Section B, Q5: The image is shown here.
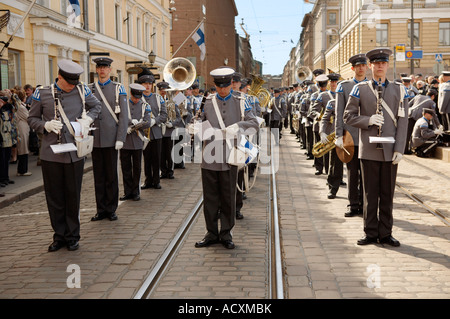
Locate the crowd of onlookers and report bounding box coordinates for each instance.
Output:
[0,84,40,197]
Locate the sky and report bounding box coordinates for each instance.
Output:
[234,0,314,76]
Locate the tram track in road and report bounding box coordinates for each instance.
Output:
[395,155,450,226]
[135,131,286,299]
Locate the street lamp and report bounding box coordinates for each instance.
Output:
[148,50,156,66]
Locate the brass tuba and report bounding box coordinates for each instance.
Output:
[295,66,313,84]
[163,57,197,118]
[312,131,336,158]
[248,74,271,108]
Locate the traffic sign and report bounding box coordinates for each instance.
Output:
[405,50,423,59]
[435,53,443,62]
[395,44,405,62]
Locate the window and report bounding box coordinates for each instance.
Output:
[95,0,101,33]
[8,50,21,88]
[407,22,420,47]
[439,22,450,46]
[376,23,388,47]
[136,17,142,49]
[115,5,121,40]
[328,12,337,25]
[126,12,132,45]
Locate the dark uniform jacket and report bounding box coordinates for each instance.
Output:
[124,99,151,150]
[320,99,335,136]
[28,82,101,163]
[143,93,167,140]
[310,90,336,132]
[411,116,437,148]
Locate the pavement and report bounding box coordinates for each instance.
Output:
[0,133,449,299]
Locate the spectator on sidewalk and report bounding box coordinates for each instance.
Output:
[11,90,32,176]
[0,90,18,187]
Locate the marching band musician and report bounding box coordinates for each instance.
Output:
[344,48,410,247]
[335,54,368,217]
[411,108,444,157]
[159,81,182,180]
[89,57,128,222]
[437,71,450,130]
[195,67,259,250]
[269,88,287,144]
[319,74,343,200]
[290,83,300,135]
[139,69,168,190]
[308,74,330,175]
[28,60,101,252]
[184,86,199,163]
[300,81,314,158]
[119,83,152,202]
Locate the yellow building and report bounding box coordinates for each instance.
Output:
[298,0,450,80]
[0,0,171,90]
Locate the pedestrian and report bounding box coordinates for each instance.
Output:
[28,59,101,252]
[0,90,17,187]
[194,67,259,250]
[89,57,129,222]
[344,48,410,247]
[11,90,32,176]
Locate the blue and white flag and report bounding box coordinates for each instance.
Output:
[191,22,206,61]
[68,0,81,17]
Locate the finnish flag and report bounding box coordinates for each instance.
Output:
[192,22,206,61]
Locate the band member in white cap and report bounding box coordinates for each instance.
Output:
[194,67,259,249]
[28,59,101,252]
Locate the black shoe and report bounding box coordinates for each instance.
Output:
[120,194,133,201]
[168,174,174,179]
[306,155,314,160]
[67,240,79,251]
[236,211,244,219]
[345,208,360,217]
[141,183,153,189]
[357,236,378,245]
[327,191,336,199]
[91,213,108,221]
[379,235,400,247]
[133,194,140,201]
[109,212,118,221]
[220,239,235,249]
[340,180,347,186]
[153,183,161,189]
[195,238,219,248]
[7,180,14,184]
[242,193,247,200]
[160,174,168,179]
[48,240,65,252]
[315,170,322,175]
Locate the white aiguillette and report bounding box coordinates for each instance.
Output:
[369,136,395,144]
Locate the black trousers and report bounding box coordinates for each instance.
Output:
[92,147,119,215]
[313,131,327,173]
[17,154,28,175]
[236,169,244,212]
[143,138,162,186]
[442,113,450,131]
[0,147,11,182]
[405,118,416,153]
[161,136,174,177]
[327,148,343,194]
[360,159,397,239]
[305,126,313,157]
[120,149,142,197]
[201,167,238,241]
[346,146,363,211]
[41,159,85,242]
[270,120,280,143]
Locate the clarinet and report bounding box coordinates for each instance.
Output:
[376,78,383,150]
[53,86,62,144]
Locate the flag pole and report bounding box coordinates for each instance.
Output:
[0,0,37,57]
[172,17,206,58]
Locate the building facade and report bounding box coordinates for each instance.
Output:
[170,0,238,89]
[297,0,450,81]
[1,0,171,90]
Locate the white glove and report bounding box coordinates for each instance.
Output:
[44,120,63,134]
[392,151,403,165]
[434,128,444,136]
[369,114,384,126]
[320,132,328,144]
[439,125,444,131]
[223,123,240,137]
[131,119,139,125]
[115,141,123,150]
[335,136,344,149]
[127,127,132,134]
[150,118,156,127]
[77,117,93,138]
[166,122,173,128]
